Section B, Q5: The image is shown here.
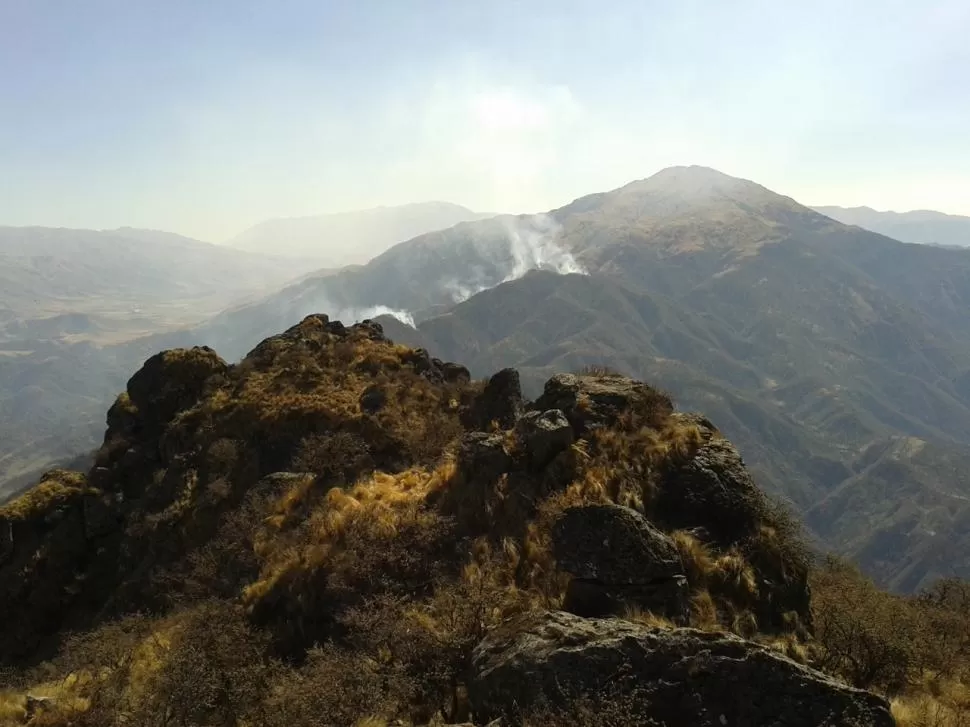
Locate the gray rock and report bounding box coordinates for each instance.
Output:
[535,373,673,435]
[441,361,471,384]
[657,437,763,546]
[562,575,690,624]
[553,504,688,622]
[462,369,523,431]
[125,346,228,432]
[656,433,813,633]
[514,409,574,469]
[554,504,683,584]
[359,384,388,414]
[82,492,116,540]
[469,611,894,727]
[459,432,512,484]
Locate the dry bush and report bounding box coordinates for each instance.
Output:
[13,601,277,727]
[892,687,970,727]
[577,364,628,378]
[290,430,374,484]
[10,613,159,726]
[334,542,538,723]
[203,437,240,478]
[178,488,274,600]
[812,556,927,694]
[743,497,812,582]
[129,600,274,727]
[261,644,408,727]
[244,465,463,654]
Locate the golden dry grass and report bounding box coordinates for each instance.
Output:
[892,686,970,727]
[621,606,678,630]
[0,471,89,522]
[244,461,457,609]
[0,323,850,725]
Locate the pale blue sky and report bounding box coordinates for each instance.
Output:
[2,0,968,240]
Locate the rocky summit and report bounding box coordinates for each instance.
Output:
[0,314,893,725]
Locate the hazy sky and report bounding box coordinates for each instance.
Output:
[2,0,968,241]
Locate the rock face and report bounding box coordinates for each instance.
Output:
[400,347,471,385]
[553,504,689,622]
[462,368,524,431]
[656,435,765,547]
[514,409,574,470]
[656,427,814,632]
[534,373,673,435]
[458,432,512,485]
[121,346,229,440]
[469,611,895,727]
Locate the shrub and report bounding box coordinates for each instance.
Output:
[812,556,925,694]
[290,430,374,484]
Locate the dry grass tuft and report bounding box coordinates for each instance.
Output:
[0,471,90,522]
[621,607,677,631]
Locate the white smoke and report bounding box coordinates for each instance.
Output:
[500,213,586,282]
[347,305,416,328]
[440,264,492,303]
[437,213,586,304]
[296,293,415,329]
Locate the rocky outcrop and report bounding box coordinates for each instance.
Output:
[513,409,573,470]
[120,346,229,440]
[469,611,894,727]
[0,471,93,662]
[462,368,523,431]
[553,504,689,622]
[458,432,512,485]
[656,432,765,547]
[656,425,813,632]
[400,347,471,385]
[534,373,673,435]
[359,384,388,414]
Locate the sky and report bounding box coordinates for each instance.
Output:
[1,0,969,242]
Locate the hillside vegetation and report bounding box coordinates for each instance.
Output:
[5,167,970,595]
[2,316,970,725]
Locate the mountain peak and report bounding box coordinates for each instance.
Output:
[634,165,769,198]
[648,164,740,181]
[552,165,824,254]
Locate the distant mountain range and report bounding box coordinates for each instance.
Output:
[225,201,492,266]
[0,225,316,327]
[814,205,970,248]
[0,211,486,488]
[4,168,970,594]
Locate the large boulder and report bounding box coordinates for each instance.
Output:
[121,346,229,440]
[462,369,524,431]
[458,432,512,485]
[399,348,470,385]
[534,373,673,435]
[553,504,688,622]
[514,409,574,470]
[469,611,894,727]
[656,435,765,546]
